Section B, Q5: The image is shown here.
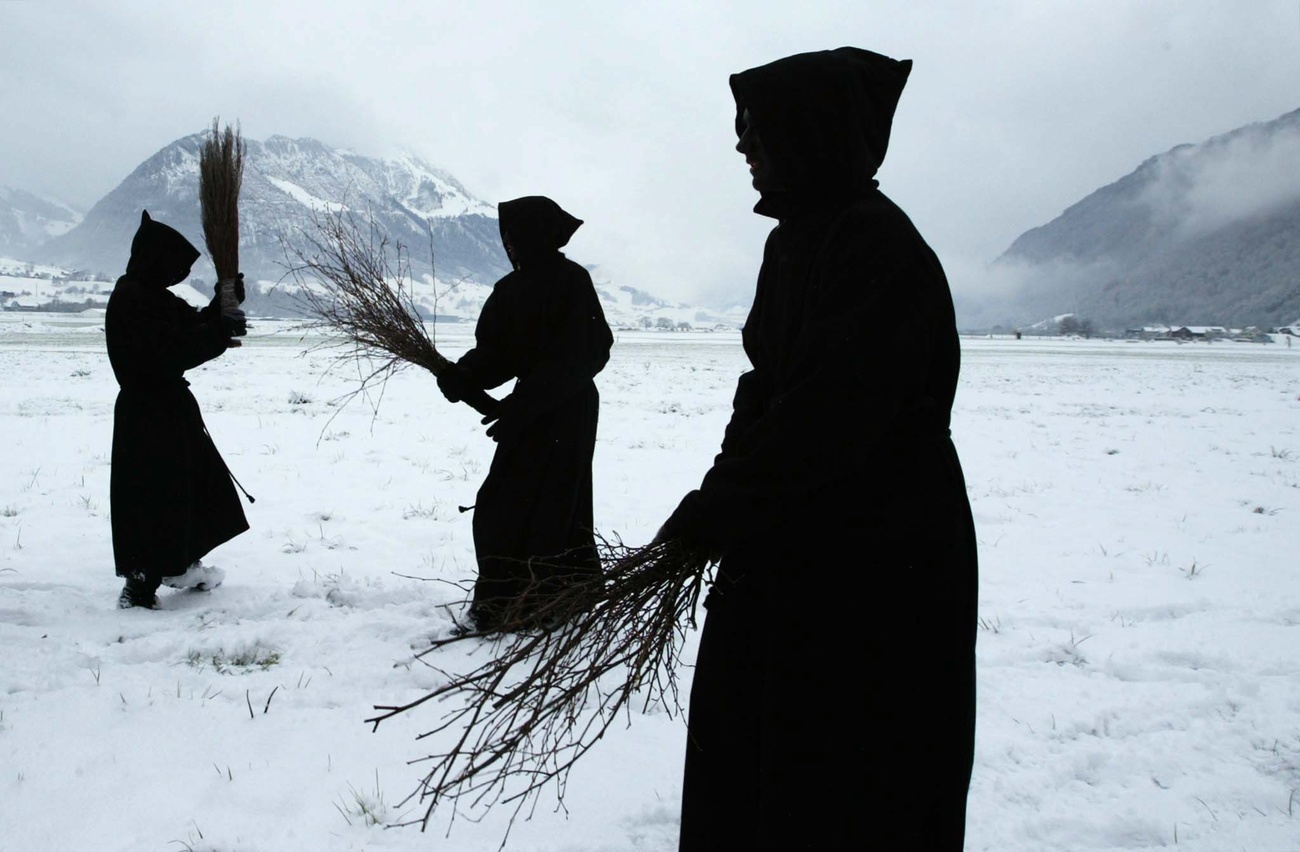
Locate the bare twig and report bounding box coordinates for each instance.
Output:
[283,206,499,426]
[367,537,711,840]
[264,685,280,714]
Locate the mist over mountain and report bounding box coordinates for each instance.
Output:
[961,107,1300,331]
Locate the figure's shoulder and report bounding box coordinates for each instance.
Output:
[107,275,151,307]
[833,191,932,255]
[841,190,914,232]
[558,255,594,283]
[488,270,520,295]
[110,275,143,294]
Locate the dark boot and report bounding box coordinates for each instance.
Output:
[117,576,160,610]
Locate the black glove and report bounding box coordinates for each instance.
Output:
[480,393,521,442]
[654,490,724,564]
[220,308,247,338]
[437,364,474,404]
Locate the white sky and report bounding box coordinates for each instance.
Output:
[3,0,1299,306]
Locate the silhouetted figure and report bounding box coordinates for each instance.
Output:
[106,211,249,609]
[656,48,979,850]
[438,196,613,632]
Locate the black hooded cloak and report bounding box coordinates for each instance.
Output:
[105,211,248,584]
[664,49,978,850]
[455,196,613,626]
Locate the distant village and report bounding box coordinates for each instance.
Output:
[3,267,1295,341]
[989,315,1298,343]
[1119,324,1294,343]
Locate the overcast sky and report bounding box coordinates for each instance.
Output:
[3,1,1299,306]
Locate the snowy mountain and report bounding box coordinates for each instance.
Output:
[0,186,82,259]
[13,132,740,329]
[32,133,509,318]
[965,107,1300,331]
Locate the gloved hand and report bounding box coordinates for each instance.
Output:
[437,364,474,404]
[480,393,522,442]
[220,308,247,339]
[653,490,725,564]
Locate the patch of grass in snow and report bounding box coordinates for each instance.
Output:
[1,505,17,517]
[334,771,389,827]
[433,462,479,481]
[280,525,344,554]
[402,500,443,520]
[1044,630,1092,667]
[185,644,282,674]
[1123,480,1166,493]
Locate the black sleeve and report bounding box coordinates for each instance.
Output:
[716,368,767,461]
[455,286,516,390]
[115,284,230,376]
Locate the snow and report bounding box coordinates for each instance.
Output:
[0,257,65,277]
[389,152,496,219]
[265,177,351,214]
[1,320,1298,851]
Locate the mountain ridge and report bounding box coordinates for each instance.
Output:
[967,107,1300,330]
[0,132,744,329]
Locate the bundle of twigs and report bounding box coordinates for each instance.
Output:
[199,118,246,344]
[289,206,499,416]
[367,537,712,838]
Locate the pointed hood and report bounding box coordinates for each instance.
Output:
[124,210,201,287]
[497,196,582,269]
[729,47,912,215]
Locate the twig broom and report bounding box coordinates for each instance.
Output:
[289,206,499,416]
[199,118,246,346]
[367,537,713,840]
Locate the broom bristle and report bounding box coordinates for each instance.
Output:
[199,118,244,281]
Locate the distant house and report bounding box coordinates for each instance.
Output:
[1170,326,1227,340]
[1124,325,1173,340]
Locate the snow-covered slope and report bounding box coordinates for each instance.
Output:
[0,185,82,258]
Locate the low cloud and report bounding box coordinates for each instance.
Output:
[1141,115,1300,238]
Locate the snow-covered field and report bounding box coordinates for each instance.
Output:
[1,314,1298,851]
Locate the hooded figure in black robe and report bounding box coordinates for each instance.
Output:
[657,48,978,850]
[106,211,249,608]
[438,196,614,631]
